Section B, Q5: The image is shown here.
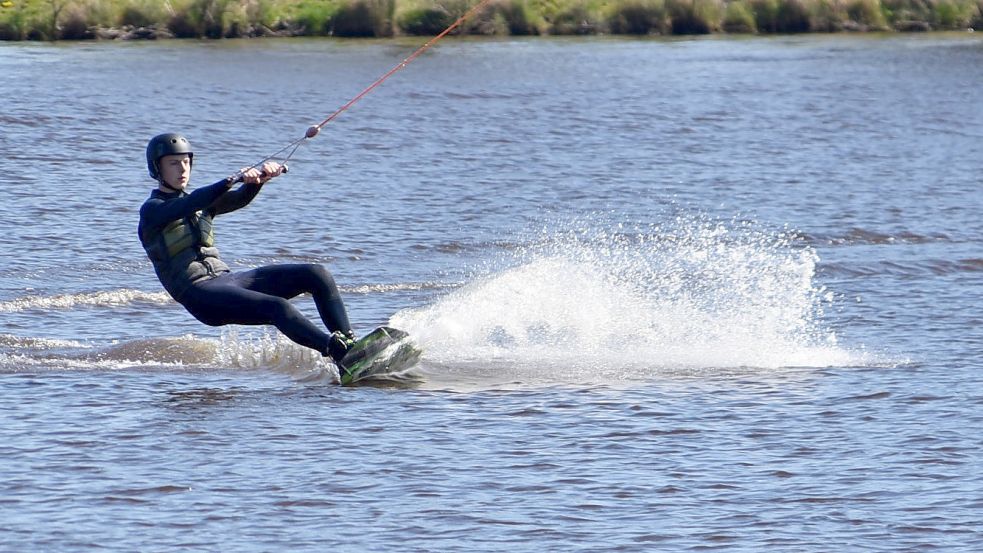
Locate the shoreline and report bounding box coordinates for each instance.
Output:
[2,23,979,42]
[5,25,977,43]
[1,0,980,42]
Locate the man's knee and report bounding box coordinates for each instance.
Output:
[306,263,336,288]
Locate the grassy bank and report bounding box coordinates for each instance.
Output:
[1,0,980,40]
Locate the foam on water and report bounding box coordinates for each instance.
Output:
[0,283,456,313]
[0,329,338,383]
[0,289,172,313]
[393,215,865,380]
[211,329,338,383]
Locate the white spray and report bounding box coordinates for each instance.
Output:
[392,214,858,381]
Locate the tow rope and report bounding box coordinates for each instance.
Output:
[238,0,496,180]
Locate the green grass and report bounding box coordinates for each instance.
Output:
[722,0,756,32]
[1,0,980,40]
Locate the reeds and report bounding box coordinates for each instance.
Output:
[1,0,980,40]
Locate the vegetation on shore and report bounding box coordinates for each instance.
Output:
[1,0,980,41]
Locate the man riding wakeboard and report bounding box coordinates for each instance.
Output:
[137,133,357,368]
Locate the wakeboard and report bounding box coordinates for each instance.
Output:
[337,326,422,385]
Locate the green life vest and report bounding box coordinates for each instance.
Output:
[141,208,229,300]
[157,211,214,259]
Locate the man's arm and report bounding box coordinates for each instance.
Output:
[209,161,286,216]
[210,182,263,215]
[139,179,232,230]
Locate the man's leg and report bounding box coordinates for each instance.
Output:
[234,264,353,335]
[183,274,333,356]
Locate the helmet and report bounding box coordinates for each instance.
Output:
[146,133,193,179]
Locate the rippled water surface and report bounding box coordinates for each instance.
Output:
[1,35,982,551]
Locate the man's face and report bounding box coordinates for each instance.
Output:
[158,154,191,191]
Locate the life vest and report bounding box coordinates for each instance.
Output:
[156,211,215,259]
[140,207,229,300]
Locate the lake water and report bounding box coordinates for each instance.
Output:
[1,34,981,551]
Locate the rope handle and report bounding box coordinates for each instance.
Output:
[225,164,289,186]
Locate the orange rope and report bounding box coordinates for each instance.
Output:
[310,0,496,134]
[252,0,496,172]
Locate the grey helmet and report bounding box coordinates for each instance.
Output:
[146,133,193,179]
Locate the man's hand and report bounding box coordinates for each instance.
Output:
[240,161,285,185]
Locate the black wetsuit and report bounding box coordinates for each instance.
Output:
[138,179,351,356]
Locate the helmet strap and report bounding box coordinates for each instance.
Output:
[157,174,182,193]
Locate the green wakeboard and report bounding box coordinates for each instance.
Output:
[338,326,422,385]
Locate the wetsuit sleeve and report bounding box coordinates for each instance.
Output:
[140,179,231,230]
[210,182,263,216]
